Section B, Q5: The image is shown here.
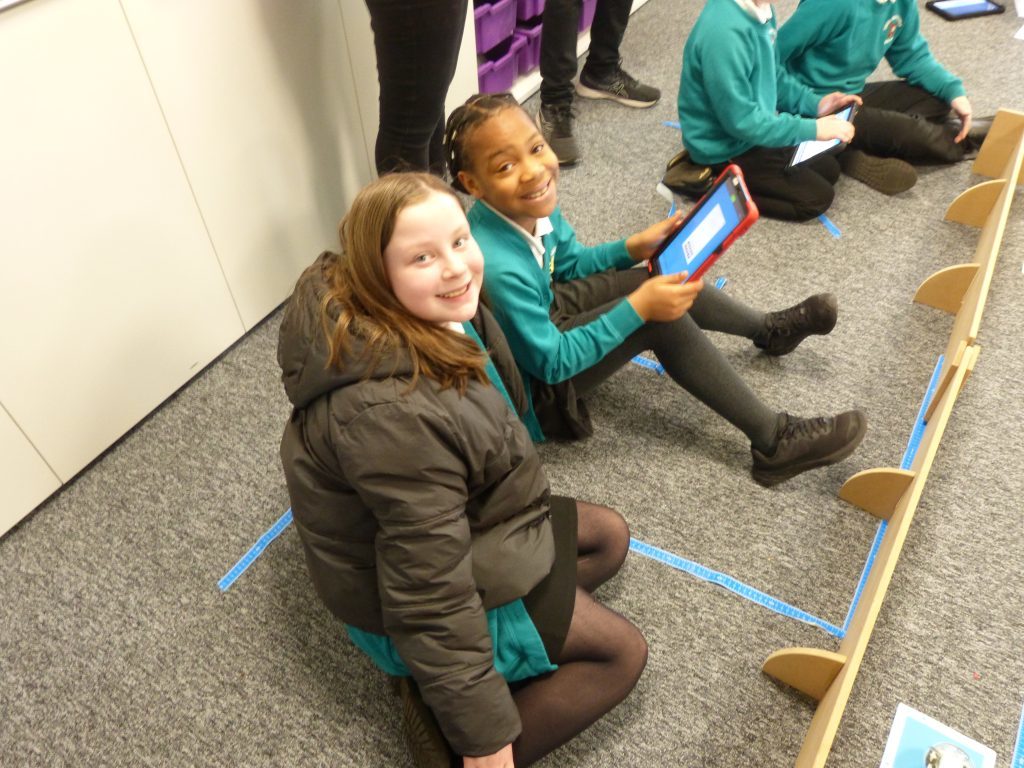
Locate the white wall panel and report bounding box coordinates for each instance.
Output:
[121,0,372,329]
[0,407,60,538]
[0,0,243,481]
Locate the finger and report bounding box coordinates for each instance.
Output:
[954,114,971,143]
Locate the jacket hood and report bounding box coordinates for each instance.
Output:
[277,252,413,409]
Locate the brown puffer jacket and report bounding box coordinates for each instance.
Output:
[277,253,555,757]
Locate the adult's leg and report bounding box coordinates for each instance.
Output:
[852,81,963,164]
[539,0,581,107]
[575,500,629,592]
[365,0,468,175]
[511,588,648,767]
[725,146,836,222]
[581,0,632,80]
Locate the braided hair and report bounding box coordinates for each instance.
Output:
[444,92,520,193]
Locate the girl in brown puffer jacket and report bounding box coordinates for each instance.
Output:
[277,172,647,768]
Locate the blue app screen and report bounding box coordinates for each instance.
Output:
[657,181,742,276]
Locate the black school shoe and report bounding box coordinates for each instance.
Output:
[751,410,867,487]
[839,149,917,195]
[398,677,459,768]
[575,66,660,108]
[754,293,838,356]
[537,103,581,166]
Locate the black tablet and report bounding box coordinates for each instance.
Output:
[925,0,1005,20]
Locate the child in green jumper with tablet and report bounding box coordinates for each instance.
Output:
[445,93,867,487]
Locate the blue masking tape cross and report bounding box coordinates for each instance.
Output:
[218,508,294,591]
[663,120,681,130]
[631,355,666,375]
[629,538,844,637]
[818,214,841,238]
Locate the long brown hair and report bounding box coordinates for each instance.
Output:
[320,173,488,394]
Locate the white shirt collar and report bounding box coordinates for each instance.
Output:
[733,0,773,23]
[481,200,553,269]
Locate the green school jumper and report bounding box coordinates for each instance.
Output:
[677,0,819,165]
[777,0,964,103]
[467,201,642,441]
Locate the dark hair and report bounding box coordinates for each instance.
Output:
[444,92,520,192]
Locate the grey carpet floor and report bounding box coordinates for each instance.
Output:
[3,1,1023,766]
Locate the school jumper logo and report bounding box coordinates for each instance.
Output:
[883,15,903,45]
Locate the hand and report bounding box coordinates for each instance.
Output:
[950,95,972,143]
[628,274,704,322]
[463,744,514,767]
[817,91,862,117]
[815,115,855,143]
[625,211,684,262]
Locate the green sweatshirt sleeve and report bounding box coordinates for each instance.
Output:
[487,266,643,385]
[702,33,817,149]
[549,212,633,281]
[885,4,964,103]
[776,64,820,117]
[777,0,843,73]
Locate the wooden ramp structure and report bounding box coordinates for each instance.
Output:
[762,109,1024,768]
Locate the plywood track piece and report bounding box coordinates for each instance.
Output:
[763,649,847,702]
[838,468,916,520]
[914,263,979,314]
[971,108,1024,179]
[944,179,1007,228]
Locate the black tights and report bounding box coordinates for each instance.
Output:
[510,502,647,767]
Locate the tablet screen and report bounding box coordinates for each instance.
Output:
[656,179,744,276]
[790,105,855,166]
[931,0,1000,15]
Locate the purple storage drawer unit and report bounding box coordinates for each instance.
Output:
[478,34,526,93]
[513,21,543,76]
[474,0,517,54]
[515,0,544,22]
[579,0,596,31]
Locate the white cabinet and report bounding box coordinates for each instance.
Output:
[0,0,245,483]
[120,0,373,329]
[0,407,59,538]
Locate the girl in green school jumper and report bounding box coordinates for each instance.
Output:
[445,93,867,487]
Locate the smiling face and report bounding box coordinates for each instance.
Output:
[383,190,483,325]
[457,106,560,234]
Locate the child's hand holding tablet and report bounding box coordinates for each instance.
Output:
[648,164,759,281]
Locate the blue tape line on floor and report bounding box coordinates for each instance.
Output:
[818,214,841,238]
[629,538,844,638]
[219,508,294,591]
[840,354,944,634]
[631,355,665,375]
[663,120,681,129]
[1013,700,1024,768]
[714,276,728,290]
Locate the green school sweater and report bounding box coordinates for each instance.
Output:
[467,202,642,438]
[677,0,819,165]
[777,0,964,104]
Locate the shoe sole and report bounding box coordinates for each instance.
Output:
[574,81,658,108]
[841,151,917,195]
[752,416,868,487]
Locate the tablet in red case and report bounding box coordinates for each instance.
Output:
[649,164,758,282]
